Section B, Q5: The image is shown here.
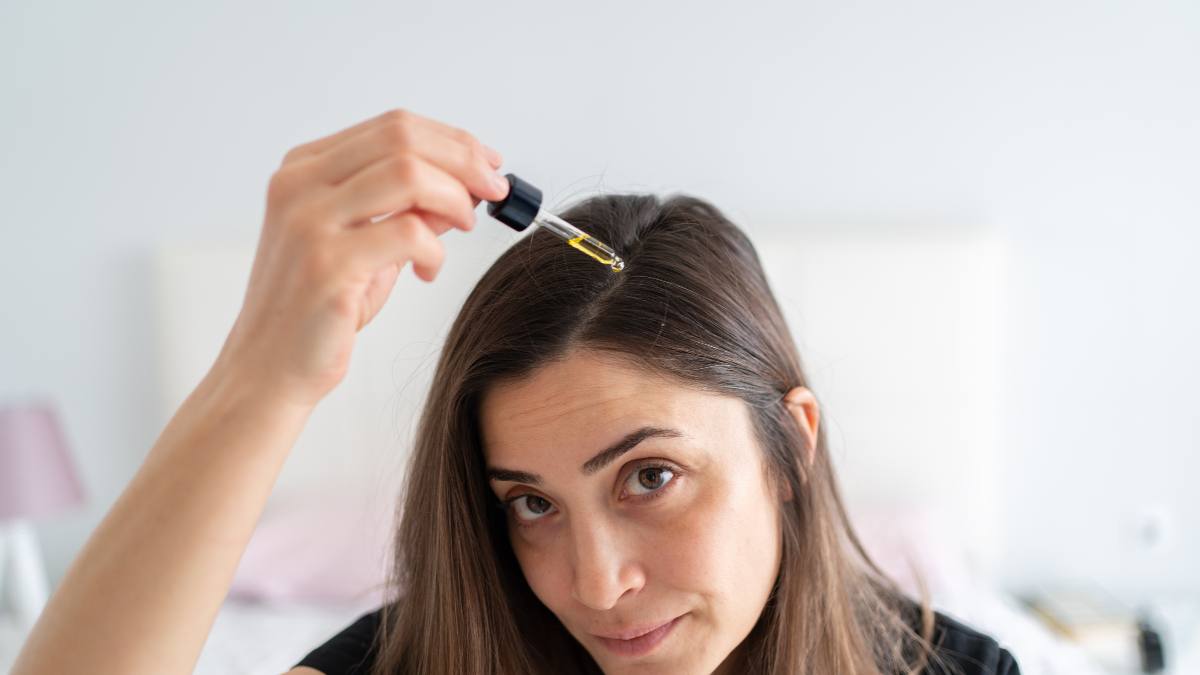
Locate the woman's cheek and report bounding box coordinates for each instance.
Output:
[512,532,571,609]
[510,506,568,552]
[644,475,705,525]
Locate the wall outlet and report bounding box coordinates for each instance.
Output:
[1133,505,1175,555]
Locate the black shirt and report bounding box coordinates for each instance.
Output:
[294,606,1020,674]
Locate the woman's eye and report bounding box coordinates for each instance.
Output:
[507,465,677,525]
[625,465,675,497]
[510,494,555,522]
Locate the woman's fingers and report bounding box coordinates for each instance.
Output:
[338,212,447,283]
[279,109,396,164]
[401,110,505,168]
[312,114,509,203]
[481,144,503,168]
[415,209,464,234]
[285,109,507,202]
[334,155,478,232]
[357,261,402,331]
[359,208,463,233]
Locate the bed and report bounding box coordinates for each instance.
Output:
[152,223,1109,675]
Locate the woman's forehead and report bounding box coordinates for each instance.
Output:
[482,353,687,434]
[479,350,749,465]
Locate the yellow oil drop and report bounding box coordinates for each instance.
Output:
[568,235,625,273]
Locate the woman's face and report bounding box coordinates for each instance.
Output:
[480,348,787,675]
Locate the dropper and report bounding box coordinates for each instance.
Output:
[486,173,626,272]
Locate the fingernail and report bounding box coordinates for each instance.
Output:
[491,172,509,196]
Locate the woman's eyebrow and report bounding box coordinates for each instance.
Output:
[486,426,684,486]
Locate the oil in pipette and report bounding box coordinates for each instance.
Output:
[486,173,626,273]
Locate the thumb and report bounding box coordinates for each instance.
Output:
[357,262,401,331]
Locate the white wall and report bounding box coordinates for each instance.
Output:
[1,0,1196,599]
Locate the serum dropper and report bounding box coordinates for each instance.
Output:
[486,173,626,272]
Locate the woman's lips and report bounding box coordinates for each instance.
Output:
[593,614,685,657]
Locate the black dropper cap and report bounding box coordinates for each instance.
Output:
[487,173,542,232]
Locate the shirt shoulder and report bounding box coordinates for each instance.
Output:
[923,609,1021,675]
[293,606,385,675]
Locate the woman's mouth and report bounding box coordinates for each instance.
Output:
[592,614,685,657]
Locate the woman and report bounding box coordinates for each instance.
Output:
[13,109,1018,674]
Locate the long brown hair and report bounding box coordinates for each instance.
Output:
[370,193,940,674]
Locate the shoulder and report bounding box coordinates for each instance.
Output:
[292,607,387,675]
[923,609,1021,675]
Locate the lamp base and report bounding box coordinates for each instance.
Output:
[0,519,49,631]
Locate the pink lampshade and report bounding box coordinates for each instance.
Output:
[0,399,86,520]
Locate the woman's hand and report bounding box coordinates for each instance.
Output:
[11,109,510,675]
[215,109,510,409]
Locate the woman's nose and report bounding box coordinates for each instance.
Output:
[569,518,645,611]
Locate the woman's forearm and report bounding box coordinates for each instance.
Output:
[11,363,316,675]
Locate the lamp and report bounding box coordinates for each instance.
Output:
[0,399,86,630]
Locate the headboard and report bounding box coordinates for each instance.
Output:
[152,222,1003,571]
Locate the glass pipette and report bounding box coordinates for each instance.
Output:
[486,173,625,272]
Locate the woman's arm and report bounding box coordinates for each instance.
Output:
[11,108,506,675]
[11,362,315,675]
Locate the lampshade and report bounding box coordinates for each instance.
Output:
[0,399,86,520]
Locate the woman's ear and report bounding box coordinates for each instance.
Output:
[783,386,820,473]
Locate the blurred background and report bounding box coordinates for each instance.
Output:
[1,1,1196,673]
